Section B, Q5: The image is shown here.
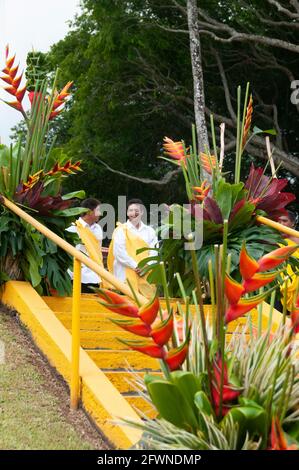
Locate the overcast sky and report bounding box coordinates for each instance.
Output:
[0,0,81,144]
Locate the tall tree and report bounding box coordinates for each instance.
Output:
[38,0,298,208]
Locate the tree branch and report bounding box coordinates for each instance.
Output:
[211,48,237,121]
[266,0,299,18]
[93,156,182,188]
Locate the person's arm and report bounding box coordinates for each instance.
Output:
[113,227,138,269]
[148,228,158,249]
[148,227,159,260]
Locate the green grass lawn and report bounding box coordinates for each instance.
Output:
[0,309,109,450]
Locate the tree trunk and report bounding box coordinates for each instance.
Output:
[2,252,23,280]
[187,0,209,154]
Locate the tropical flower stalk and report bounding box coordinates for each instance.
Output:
[118,238,299,450]
[96,289,189,371]
[0,46,86,294]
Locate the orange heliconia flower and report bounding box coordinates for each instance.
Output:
[193,180,211,202]
[200,152,216,174]
[1,45,26,114]
[242,94,253,149]
[49,81,73,120]
[163,137,187,162]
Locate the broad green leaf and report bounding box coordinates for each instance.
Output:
[146,379,198,431]
[170,371,202,414]
[215,179,233,220]
[52,207,88,217]
[62,190,86,200]
[194,391,214,417]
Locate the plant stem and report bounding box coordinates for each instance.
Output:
[188,233,212,397]
[218,221,228,419]
[257,287,264,338]
[208,259,216,337]
[159,262,171,313]
[234,86,241,184]
[126,278,141,308]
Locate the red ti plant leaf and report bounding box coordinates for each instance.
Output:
[243,271,279,293]
[203,197,223,224]
[95,289,139,317]
[257,245,299,272]
[14,181,72,216]
[109,318,151,337]
[225,273,245,304]
[138,296,160,325]
[118,338,166,359]
[165,335,189,371]
[151,311,174,346]
[269,417,298,450]
[225,290,269,323]
[240,242,259,280]
[244,164,295,220]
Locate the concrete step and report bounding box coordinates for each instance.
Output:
[85,349,160,371]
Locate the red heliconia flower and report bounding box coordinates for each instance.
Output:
[163,137,186,162]
[1,45,26,115]
[151,311,173,346]
[225,274,245,305]
[269,417,298,450]
[240,242,258,280]
[243,271,279,293]
[138,296,160,325]
[291,294,299,334]
[225,291,268,323]
[242,94,253,149]
[17,170,44,193]
[118,338,166,359]
[211,354,242,416]
[45,160,82,176]
[96,289,139,317]
[192,180,211,202]
[257,245,299,272]
[200,152,216,175]
[28,90,44,107]
[49,81,73,120]
[110,318,151,337]
[164,335,189,371]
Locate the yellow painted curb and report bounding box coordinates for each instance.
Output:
[1,281,142,449]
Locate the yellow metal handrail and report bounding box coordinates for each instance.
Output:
[0,195,146,409]
[1,195,299,409]
[256,215,299,239]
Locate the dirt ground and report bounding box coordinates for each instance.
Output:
[0,304,111,450]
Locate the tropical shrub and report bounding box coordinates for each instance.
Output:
[0,46,86,294]
[97,241,299,450]
[139,87,297,296]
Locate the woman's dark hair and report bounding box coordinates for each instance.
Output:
[81,198,101,211]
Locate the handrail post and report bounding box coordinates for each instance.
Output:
[71,258,81,409]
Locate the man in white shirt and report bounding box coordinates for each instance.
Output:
[67,198,103,292]
[108,199,158,290]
